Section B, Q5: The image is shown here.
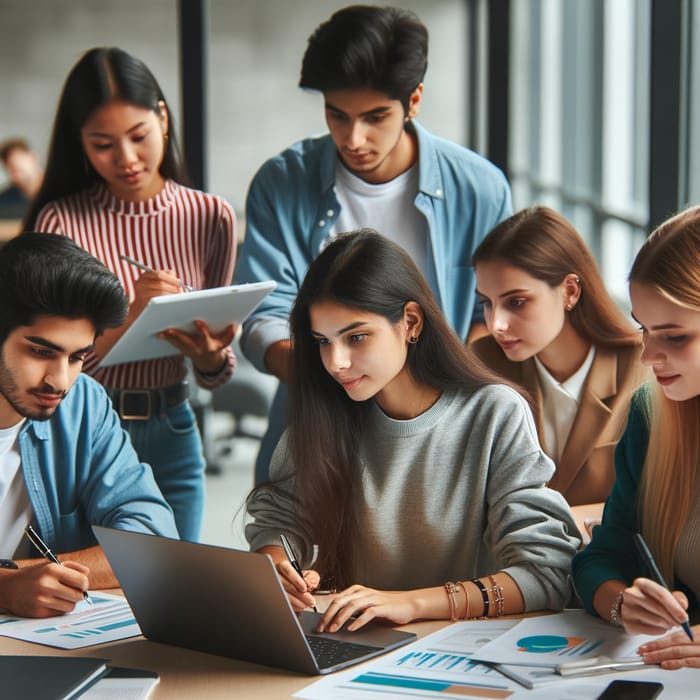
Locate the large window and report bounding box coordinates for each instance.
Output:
[507,0,650,304]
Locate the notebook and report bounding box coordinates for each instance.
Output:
[93,526,416,675]
[98,281,276,367]
[3,656,109,700]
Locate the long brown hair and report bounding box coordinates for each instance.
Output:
[630,205,700,580]
[473,206,639,348]
[279,229,512,586]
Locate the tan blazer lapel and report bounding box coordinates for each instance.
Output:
[519,359,547,446]
[548,349,617,495]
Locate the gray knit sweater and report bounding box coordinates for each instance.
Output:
[246,384,580,612]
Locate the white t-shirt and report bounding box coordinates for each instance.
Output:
[534,346,596,462]
[0,419,34,559]
[331,161,428,272]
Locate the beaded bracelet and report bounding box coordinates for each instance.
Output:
[457,581,471,619]
[445,581,460,621]
[487,575,505,617]
[610,590,624,627]
[471,577,490,617]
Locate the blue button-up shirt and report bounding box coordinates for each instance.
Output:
[235,120,512,481]
[19,374,178,554]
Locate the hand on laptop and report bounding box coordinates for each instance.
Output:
[316,585,417,633]
[276,560,320,612]
[0,560,90,617]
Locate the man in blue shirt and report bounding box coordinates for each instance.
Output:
[0,233,177,618]
[235,5,512,482]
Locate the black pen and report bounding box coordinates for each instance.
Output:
[24,524,92,605]
[634,532,693,641]
[119,254,194,292]
[279,533,317,613]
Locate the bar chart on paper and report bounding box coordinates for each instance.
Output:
[0,593,140,649]
[295,620,523,700]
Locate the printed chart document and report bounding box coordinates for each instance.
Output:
[99,280,276,367]
[294,613,700,700]
[471,610,658,667]
[0,591,139,649]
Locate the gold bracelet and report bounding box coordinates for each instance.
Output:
[457,581,471,619]
[487,575,505,617]
[444,581,459,621]
[610,590,624,627]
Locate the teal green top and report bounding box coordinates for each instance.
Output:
[572,385,700,615]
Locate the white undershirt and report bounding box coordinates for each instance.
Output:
[533,346,596,462]
[0,419,34,559]
[331,161,428,272]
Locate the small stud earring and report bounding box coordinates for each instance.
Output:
[566,304,573,311]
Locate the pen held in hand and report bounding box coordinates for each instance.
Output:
[24,524,92,605]
[279,533,318,613]
[634,532,693,641]
[119,254,194,293]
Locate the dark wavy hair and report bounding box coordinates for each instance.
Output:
[473,206,639,348]
[0,232,127,346]
[274,229,510,586]
[24,46,188,229]
[299,5,428,112]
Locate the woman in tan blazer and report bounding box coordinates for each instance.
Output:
[472,206,644,508]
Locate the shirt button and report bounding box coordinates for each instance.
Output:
[436,189,443,196]
[326,209,334,217]
[318,220,326,227]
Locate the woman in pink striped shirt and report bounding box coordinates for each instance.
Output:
[24,47,238,541]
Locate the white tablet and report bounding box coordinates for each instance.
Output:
[98,281,276,367]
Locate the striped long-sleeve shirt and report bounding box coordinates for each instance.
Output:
[36,180,237,390]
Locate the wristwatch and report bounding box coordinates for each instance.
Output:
[0,559,18,569]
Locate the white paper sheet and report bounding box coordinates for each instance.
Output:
[0,592,140,649]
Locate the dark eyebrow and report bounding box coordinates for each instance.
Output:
[629,313,683,331]
[311,321,371,337]
[324,101,393,118]
[86,121,149,138]
[24,335,94,355]
[475,288,529,299]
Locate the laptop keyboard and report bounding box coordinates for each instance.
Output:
[306,634,381,669]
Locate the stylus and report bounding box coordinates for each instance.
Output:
[280,533,318,612]
[634,533,694,641]
[120,254,194,292]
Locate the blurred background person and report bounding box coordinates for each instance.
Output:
[0,138,43,219]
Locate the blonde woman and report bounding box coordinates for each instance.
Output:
[573,205,700,669]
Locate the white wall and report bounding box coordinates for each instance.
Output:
[0,0,467,215]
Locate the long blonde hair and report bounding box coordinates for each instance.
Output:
[630,205,700,579]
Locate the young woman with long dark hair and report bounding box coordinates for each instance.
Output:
[24,47,237,540]
[246,229,579,632]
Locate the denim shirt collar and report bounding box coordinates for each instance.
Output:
[319,120,445,200]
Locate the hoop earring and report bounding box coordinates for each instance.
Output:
[408,336,419,344]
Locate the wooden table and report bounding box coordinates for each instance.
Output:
[0,596,445,699]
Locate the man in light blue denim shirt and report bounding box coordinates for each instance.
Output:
[235,5,512,483]
[0,233,177,618]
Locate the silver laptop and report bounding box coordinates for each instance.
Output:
[93,526,416,674]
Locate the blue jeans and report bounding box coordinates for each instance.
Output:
[121,400,205,541]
